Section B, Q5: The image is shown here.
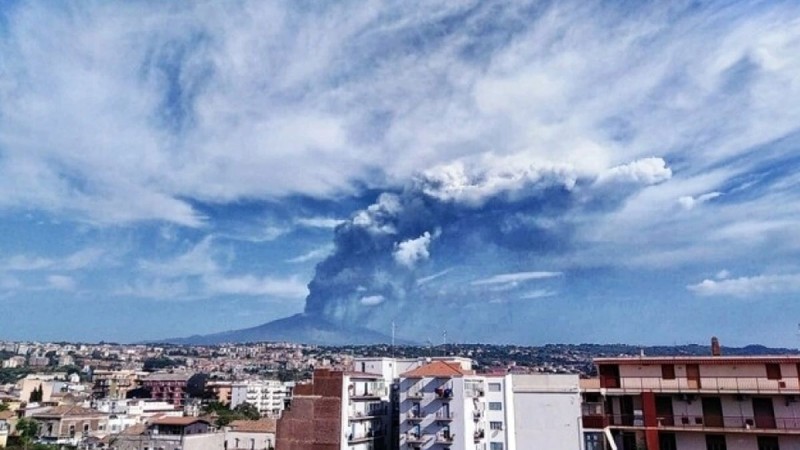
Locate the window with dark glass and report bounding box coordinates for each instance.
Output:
[766,364,782,380]
[659,433,677,450]
[706,434,727,450]
[758,436,780,450]
[661,364,676,380]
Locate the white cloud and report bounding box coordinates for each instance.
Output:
[360,295,385,306]
[286,244,335,264]
[47,275,76,291]
[138,236,220,277]
[595,158,672,186]
[207,274,309,299]
[0,248,105,272]
[519,289,557,300]
[687,273,800,297]
[134,235,309,300]
[295,217,345,229]
[471,271,563,286]
[678,191,722,210]
[393,231,435,268]
[1,1,797,230]
[417,268,455,285]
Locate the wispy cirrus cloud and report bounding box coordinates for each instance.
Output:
[471,271,563,286]
[688,273,800,298]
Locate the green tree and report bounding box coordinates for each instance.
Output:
[16,417,40,450]
[232,402,260,420]
[29,385,43,402]
[0,401,8,412]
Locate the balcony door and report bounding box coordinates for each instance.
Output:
[702,397,724,428]
[655,395,674,426]
[753,398,777,429]
[687,364,701,389]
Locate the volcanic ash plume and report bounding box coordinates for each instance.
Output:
[303,156,671,341]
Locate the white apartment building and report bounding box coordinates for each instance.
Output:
[352,357,583,450]
[231,380,288,418]
[398,360,514,450]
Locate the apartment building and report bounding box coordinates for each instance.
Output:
[581,352,800,450]
[354,356,582,450]
[398,360,514,450]
[113,417,224,450]
[511,374,582,449]
[142,372,193,406]
[275,368,390,450]
[32,405,109,446]
[92,370,144,400]
[231,380,288,418]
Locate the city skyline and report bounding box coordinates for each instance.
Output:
[2,1,800,345]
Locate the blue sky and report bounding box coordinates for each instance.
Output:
[2,0,800,346]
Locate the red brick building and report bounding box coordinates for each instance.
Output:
[276,369,389,450]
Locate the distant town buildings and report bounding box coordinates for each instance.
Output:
[3,338,800,449]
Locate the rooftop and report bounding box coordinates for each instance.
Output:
[32,405,106,418]
[401,361,473,378]
[594,355,800,366]
[149,417,212,427]
[228,419,276,433]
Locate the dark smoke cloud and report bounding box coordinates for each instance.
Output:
[303,157,671,342]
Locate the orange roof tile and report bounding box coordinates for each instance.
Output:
[400,361,471,378]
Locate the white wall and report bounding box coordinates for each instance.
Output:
[512,375,582,450]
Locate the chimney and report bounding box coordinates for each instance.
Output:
[711,336,721,356]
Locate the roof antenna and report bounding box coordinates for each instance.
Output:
[391,321,396,357]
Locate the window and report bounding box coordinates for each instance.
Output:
[488,402,502,411]
[490,443,504,450]
[766,364,782,380]
[84,423,90,432]
[661,364,676,380]
[250,439,255,450]
[584,433,603,450]
[659,433,677,450]
[758,436,780,450]
[488,383,501,392]
[490,421,503,430]
[706,435,727,450]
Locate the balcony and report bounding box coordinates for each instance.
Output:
[586,414,800,434]
[435,432,454,444]
[406,433,431,444]
[593,376,800,395]
[435,387,453,400]
[473,429,485,442]
[473,410,483,421]
[407,390,424,399]
[407,411,424,421]
[350,410,383,421]
[435,411,455,421]
[348,430,381,444]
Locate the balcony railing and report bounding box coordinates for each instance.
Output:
[435,411,455,421]
[594,376,800,394]
[407,390,424,399]
[348,430,381,443]
[406,433,431,444]
[436,432,454,443]
[407,411,424,421]
[582,414,800,433]
[435,387,453,400]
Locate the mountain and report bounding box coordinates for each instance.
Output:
[161,313,406,345]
